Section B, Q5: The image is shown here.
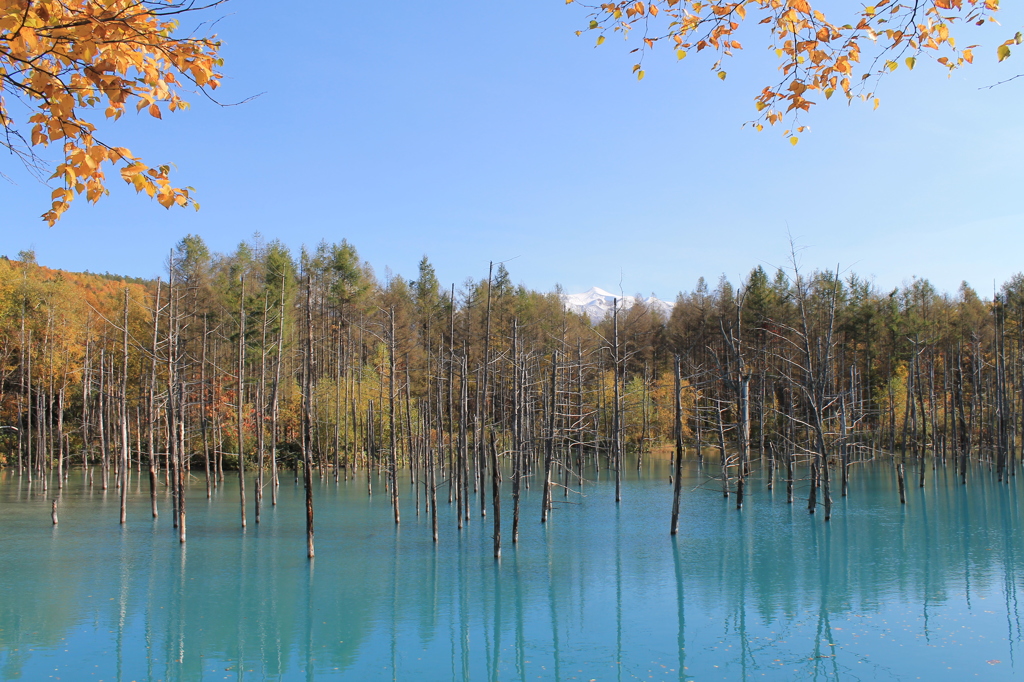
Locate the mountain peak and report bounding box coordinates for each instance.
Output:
[559,287,674,323]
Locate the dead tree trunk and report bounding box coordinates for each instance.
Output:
[302,277,316,559]
[119,288,129,525]
[612,302,622,503]
[490,430,501,559]
[541,351,557,523]
[511,320,522,543]
[670,355,684,535]
[237,275,247,529]
[388,307,400,525]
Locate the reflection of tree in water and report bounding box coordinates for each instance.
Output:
[678,463,1024,679]
[0,482,385,679]
[2,463,1023,680]
[672,536,687,681]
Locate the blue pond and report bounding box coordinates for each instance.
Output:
[0,459,1022,681]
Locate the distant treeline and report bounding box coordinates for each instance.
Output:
[1,235,1021,511]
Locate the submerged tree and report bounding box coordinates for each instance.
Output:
[6,235,1024,549]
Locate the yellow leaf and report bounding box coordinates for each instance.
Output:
[637,70,645,81]
[998,44,1011,61]
[905,56,916,70]
[718,71,727,80]
[597,35,605,46]
[789,136,799,146]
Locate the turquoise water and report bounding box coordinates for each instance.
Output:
[0,460,1022,681]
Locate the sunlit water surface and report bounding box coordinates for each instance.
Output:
[1,460,1022,681]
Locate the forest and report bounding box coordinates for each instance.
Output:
[1,236,1021,551]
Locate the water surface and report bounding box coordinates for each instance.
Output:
[1,460,1021,681]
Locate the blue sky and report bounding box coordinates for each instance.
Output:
[2,1,1022,299]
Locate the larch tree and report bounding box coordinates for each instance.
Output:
[0,0,225,224]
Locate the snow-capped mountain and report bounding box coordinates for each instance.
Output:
[560,287,674,324]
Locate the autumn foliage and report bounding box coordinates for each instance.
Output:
[576,0,1007,141]
[4,237,1024,481]
[0,1,223,224]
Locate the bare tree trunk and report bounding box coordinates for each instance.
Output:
[480,262,494,519]
[271,288,286,504]
[716,403,729,497]
[238,275,247,529]
[201,315,211,499]
[670,355,684,535]
[541,352,557,523]
[576,339,585,490]
[490,430,501,559]
[612,302,621,503]
[367,401,375,498]
[176,381,186,543]
[165,268,177,528]
[389,307,400,525]
[896,461,907,504]
[302,277,316,559]
[256,295,269,524]
[56,385,65,488]
[429,404,438,543]
[405,361,417,514]
[786,450,794,503]
[335,327,342,483]
[98,347,106,490]
[821,451,832,521]
[459,352,470,526]
[840,395,849,497]
[511,320,522,543]
[120,289,130,524]
[18,305,27,477]
[638,363,649,473]
[807,459,818,514]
